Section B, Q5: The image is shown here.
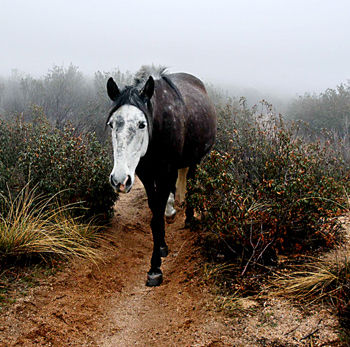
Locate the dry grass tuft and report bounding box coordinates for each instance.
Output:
[0,185,105,263]
[269,250,350,341]
[270,256,348,303]
[202,262,236,283]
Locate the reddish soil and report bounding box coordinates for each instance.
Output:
[0,178,342,346]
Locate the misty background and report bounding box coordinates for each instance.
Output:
[1,1,350,93]
[1,0,350,136]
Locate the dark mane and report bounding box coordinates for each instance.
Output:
[162,75,184,104]
[133,65,167,88]
[133,65,184,103]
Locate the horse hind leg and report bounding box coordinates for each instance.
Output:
[175,167,189,204]
[164,169,178,224]
[165,192,176,224]
[170,166,196,227]
[165,166,189,223]
[164,166,195,227]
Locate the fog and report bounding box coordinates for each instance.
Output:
[1,0,350,97]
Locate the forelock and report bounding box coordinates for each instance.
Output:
[107,87,143,122]
[106,86,153,139]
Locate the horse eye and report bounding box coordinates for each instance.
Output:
[139,122,146,129]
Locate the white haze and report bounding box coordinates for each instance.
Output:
[1,0,350,97]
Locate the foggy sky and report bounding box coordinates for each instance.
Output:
[1,0,350,95]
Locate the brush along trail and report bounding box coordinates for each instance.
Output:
[0,178,340,346]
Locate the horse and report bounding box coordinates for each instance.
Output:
[106,66,216,286]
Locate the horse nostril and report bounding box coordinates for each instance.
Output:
[110,175,119,189]
[120,175,132,192]
[126,175,132,188]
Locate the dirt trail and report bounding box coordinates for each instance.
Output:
[0,179,340,346]
[96,179,236,346]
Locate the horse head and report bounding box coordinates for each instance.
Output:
[106,76,154,193]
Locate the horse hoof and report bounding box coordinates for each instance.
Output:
[184,219,192,229]
[160,245,169,257]
[185,216,196,229]
[146,271,163,287]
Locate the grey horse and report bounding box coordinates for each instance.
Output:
[106,66,216,286]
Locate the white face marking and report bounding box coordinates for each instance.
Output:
[108,105,149,193]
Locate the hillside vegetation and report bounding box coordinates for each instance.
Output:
[288,82,350,138]
[1,65,349,340]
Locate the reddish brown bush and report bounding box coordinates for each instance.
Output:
[188,102,349,270]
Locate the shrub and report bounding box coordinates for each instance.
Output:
[0,119,24,193]
[188,101,350,271]
[0,108,116,219]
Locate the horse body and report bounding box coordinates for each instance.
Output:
[107,66,216,286]
[145,73,216,168]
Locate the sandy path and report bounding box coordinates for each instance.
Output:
[0,178,340,346]
[96,179,236,346]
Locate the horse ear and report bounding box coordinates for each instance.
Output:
[140,76,154,101]
[107,77,120,101]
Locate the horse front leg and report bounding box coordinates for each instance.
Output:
[146,180,173,287]
[147,209,166,286]
[139,176,169,258]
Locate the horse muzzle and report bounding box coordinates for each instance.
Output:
[110,174,132,193]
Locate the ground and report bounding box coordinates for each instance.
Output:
[0,179,342,346]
